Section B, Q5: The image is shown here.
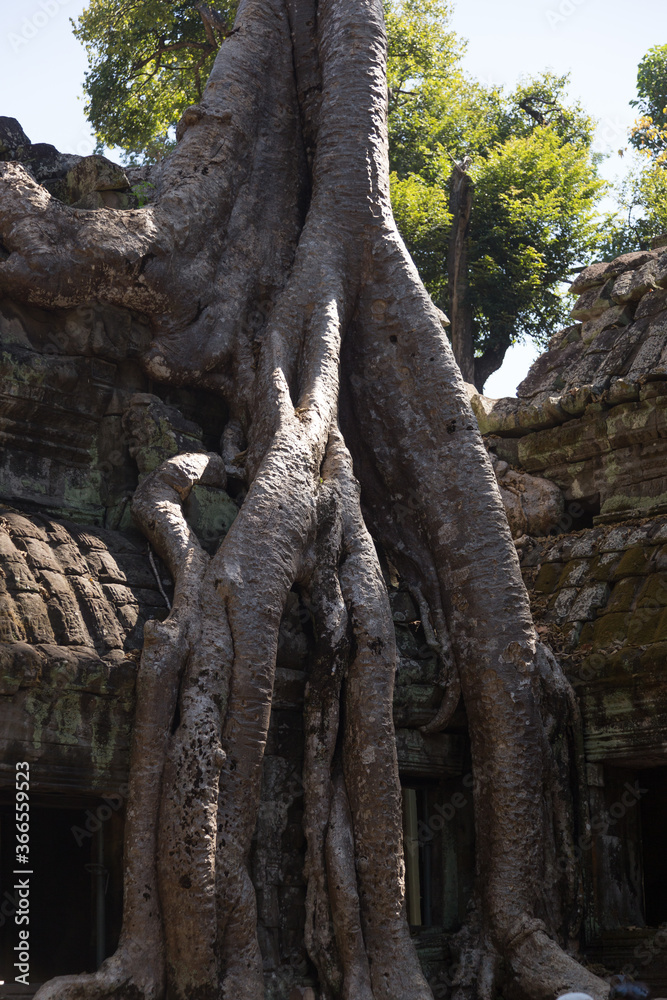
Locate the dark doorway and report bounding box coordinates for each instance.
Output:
[402,777,474,932]
[402,783,443,929]
[639,767,667,927]
[0,798,123,989]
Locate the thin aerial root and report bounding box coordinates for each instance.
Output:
[301,476,350,996]
[410,583,454,669]
[534,644,589,943]
[408,585,462,734]
[420,669,461,735]
[323,430,432,1000]
[325,774,374,1000]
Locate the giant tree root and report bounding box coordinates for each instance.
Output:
[32,452,224,1000]
[4,0,612,998]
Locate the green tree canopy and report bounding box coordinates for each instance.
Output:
[630,43,667,163]
[384,0,605,383]
[74,0,607,387]
[599,44,667,259]
[467,126,604,364]
[599,165,667,260]
[74,0,237,161]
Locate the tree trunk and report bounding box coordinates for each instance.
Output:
[447,160,476,387]
[0,2,608,999]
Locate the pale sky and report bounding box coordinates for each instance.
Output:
[0,0,664,396]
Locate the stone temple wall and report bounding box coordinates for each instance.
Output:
[472,243,667,990]
[474,247,667,522]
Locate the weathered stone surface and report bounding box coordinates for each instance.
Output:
[467,249,667,457]
[0,298,233,527]
[123,393,207,475]
[634,285,667,319]
[472,252,667,526]
[516,330,584,401]
[571,284,614,321]
[568,251,658,296]
[0,117,83,185]
[580,303,634,346]
[25,142,82,182]
[471,392,567,435]
[0,508,176,794]
[0,116,31,160]
[625,311,667,380]
[46,155,137,208]
[395,729,465,777]
[0,122,138,210]
[490,453,565,538]
[611,255,667,304]
[569,261,613,295]
[522,520,667,769]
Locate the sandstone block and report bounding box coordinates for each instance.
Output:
[551,586,578,621]
[558,559,591,588]
[635,286,667,319]
[611,545,656,579]
[580,304,634,346]
[569,261,613,295]
[571,285,611,322]
[0,116,31,159]
[604,577,641,615]
[589,552,622,581]
[635,573,667,609]
[534,562,564,594]
[592,611,630,647]
[567,582,611,622]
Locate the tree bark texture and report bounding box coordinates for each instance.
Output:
[0,2,609,999]
[446,161,475,388]
[446,164,511,393]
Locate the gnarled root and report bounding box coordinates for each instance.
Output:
[302,484,349,998]
[343,230,609,1000]
[297,431,432,1000]
[32,452,223,1000]
[334,436,432,1000]
[326,773,374,1000]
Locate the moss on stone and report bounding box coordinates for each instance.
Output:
[639,641,667,671]
[534,562,564,594]
[590,606,660,647]
[557,559,590,589]
[635,573,667,609]
[576,621,595,647]
[592,612,630,648]
[603,646,643,677]
[612,545,657,579]
[628,606,662,644]
[604,577,642,615]
[588,552,622,582]
[184,484,239,551]
[654,543,667,572]
[654,607,667,642]
[600,492,667,518]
